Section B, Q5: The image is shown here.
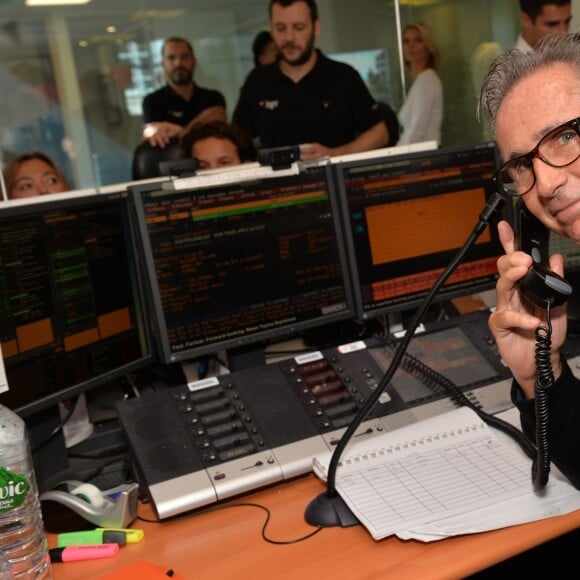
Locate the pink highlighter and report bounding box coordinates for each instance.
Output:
[49,543,119,562]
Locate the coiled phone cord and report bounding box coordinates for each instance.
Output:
[390,304,555,490]
[532,301,554,490]
[390,340,538,460]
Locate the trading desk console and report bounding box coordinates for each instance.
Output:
[116,310,580,520]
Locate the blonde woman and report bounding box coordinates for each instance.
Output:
[397,22,443,146]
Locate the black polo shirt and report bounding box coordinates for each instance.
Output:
[142,83,226,126]
[232,50,382,148]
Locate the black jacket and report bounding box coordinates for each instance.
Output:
[511,358,580,489]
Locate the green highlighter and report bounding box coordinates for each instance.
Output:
[57,529,127,547]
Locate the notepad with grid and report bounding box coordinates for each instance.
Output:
[312,406,574,540]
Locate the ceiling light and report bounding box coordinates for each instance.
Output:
[26,0,92,6]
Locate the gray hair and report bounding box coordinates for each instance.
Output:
[478,32,580,134]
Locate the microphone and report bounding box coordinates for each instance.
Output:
[304,192,505,528]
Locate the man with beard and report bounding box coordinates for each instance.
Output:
[142,37,227,148]
[232,0,388,160]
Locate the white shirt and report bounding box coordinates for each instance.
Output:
[397,68,443,146]
[515,34,533,53]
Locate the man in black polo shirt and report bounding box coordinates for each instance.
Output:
[233,0,388,160]
[142,37,227,148]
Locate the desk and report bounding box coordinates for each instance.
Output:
[46,473,580,580]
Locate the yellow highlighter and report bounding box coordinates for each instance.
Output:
[96,527,144,543]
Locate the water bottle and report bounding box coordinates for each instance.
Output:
[0,404,52,579]
[0,548,14,579]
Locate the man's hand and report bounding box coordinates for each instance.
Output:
[298,143,331,161]
[143,122,182,148]
[298,121,389,161]
[181,106,228,136]
[488,220,567,398]
[191,106,227,126]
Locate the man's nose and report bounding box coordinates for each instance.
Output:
[533,157,568,198]
[281,29,295,43]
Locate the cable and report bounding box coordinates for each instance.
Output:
[137,501,324,544]
[322,192,505,498]
[30,398,79,454]
[532,302,554,489]
[391,340,537,460]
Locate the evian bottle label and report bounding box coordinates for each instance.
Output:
[0,466,30,513]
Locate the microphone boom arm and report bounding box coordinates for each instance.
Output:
[304,192,505,528]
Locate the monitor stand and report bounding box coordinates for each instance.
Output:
[227,344,266,372]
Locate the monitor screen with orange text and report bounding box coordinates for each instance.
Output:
[130,164,355,363]
[336,143,502,319]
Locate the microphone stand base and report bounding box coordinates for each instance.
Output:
[304,492,360,528]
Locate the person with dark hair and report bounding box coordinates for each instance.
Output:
[516,0,571,52]
[3,152,70,199]
[233,0,388,161]
[252,30,278,67]
[478,31,580,488]
[181,120,256,169]
[142,37,227,148]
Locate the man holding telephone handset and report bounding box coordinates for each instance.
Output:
[479,32,580,489]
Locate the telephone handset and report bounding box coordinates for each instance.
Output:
[513,200,573,488]
[514,199,572,308]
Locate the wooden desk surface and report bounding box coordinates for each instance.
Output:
[47,473,580,580]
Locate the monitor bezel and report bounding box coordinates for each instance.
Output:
[0,189,155,417]
[128,163,357,364]
[334,142,503,321]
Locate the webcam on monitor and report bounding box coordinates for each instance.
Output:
[257,145,300,170]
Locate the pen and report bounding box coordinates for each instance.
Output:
[49,544,119,563]
[57,530,126,547]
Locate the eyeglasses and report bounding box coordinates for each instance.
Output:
[494,117,580,198]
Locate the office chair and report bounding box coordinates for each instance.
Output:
[131,138,184,180]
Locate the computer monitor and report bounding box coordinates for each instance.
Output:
[335,142,503,320]
[129,163,355,366]
[0,190,153,417]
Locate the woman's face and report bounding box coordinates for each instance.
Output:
[402,27,430,67]
[9,159,68,199]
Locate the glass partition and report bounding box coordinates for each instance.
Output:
[0,0,548,193]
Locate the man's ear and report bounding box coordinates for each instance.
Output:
[314,19,321,39]
[520,12,533,34]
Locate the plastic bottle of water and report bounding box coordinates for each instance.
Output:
[0,404,52,579]
[0,548,14,579]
